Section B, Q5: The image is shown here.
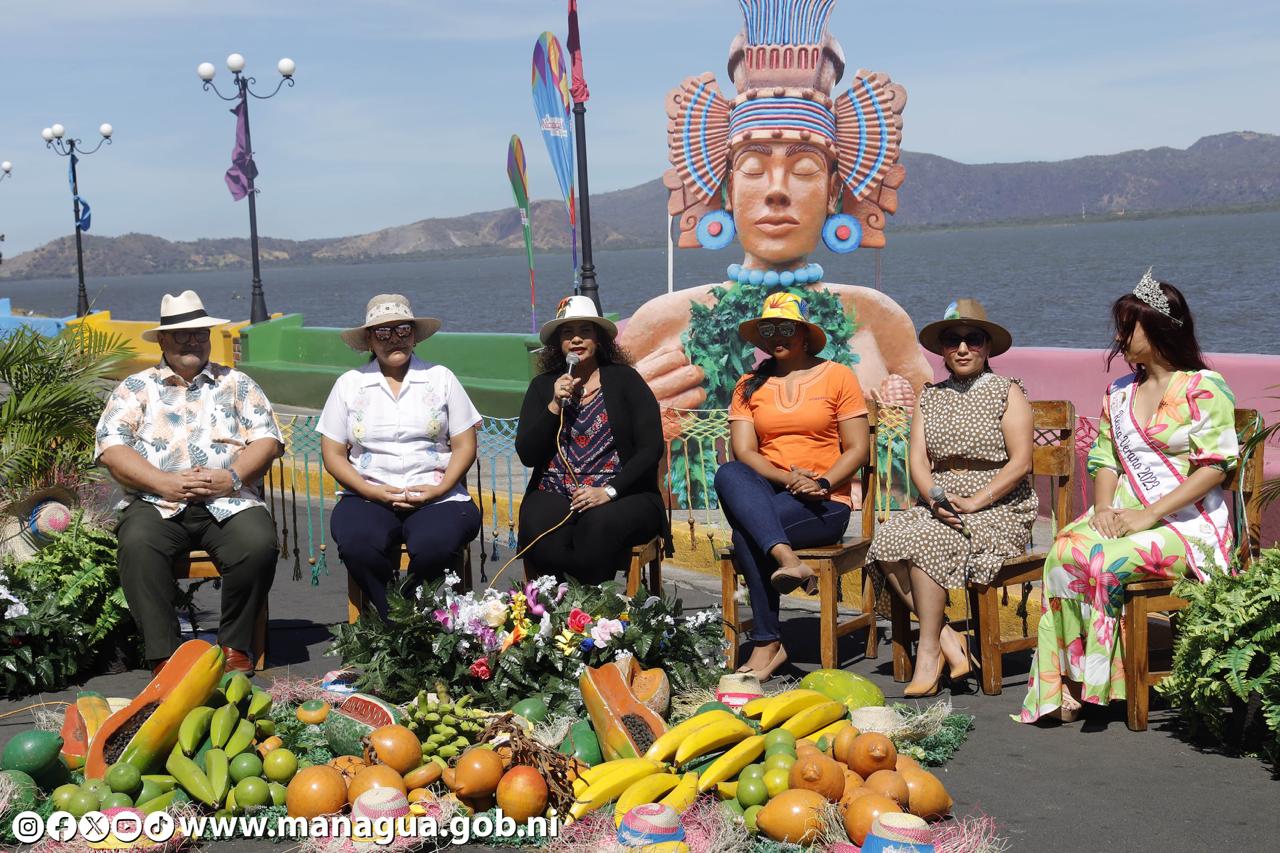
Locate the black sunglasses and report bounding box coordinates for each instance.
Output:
[169,329,211,344]
[758,321,799,339]
[371,323,415,341]
[940,330,988,349]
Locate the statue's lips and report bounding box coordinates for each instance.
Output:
[754,216,800,235]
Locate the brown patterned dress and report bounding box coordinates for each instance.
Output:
[867,372,1038,595]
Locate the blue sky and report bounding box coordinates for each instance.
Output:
[0,0,1275,254]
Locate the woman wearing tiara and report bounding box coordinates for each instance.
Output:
[1019,271,1239,723]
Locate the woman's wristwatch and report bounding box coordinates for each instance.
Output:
[604,485,618,501]
[815,477,831,493]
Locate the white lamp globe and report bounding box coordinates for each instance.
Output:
[99,123,113,139]
[1,162,11,174]
[41,128,54,141]
[197,62,216,81]
[51,124,65,139]
[226,53,246,73]
[277,57,295,77]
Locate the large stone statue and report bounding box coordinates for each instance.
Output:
[621,0,930,415]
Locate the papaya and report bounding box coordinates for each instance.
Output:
[579,661,667,761]
[59,705,89,771]
[85,640,225,779]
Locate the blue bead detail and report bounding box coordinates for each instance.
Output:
[748,269,765,286]
[738,267,752,284]
[811,263,825,280]
[822,214,861,254]
[696,210,736,250]
[793,267,810,284]
[779,271,795,286]
[727,264,742,281]
[763,270,780,287]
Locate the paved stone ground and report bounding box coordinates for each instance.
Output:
[3,534,1277,852]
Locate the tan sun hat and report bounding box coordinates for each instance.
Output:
[538,295,618,346]
[917,298,1012,357]
[141,291,228,342]
[340,294,442,351]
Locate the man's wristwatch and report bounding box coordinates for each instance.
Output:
[603,485,618,501]
[228,468,243,494]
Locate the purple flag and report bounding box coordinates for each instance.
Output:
[224,100,257,201]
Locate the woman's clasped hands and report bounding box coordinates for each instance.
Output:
[1089,506,1157,538]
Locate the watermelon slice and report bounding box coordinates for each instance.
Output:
[322,693,403,757]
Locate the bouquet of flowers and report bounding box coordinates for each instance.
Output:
[330,573,726,714]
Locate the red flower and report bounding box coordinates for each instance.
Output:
[567,608,594,633]
[469,657,492,680]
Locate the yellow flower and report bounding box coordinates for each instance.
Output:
[555,629,578,656]
[510,593,528,624]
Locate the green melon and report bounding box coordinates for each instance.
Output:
[0,769,39,817]
[557,719,603,767]
[511,697,549,724]
[1,731,69,789]
[799,669,885,710]
[322,693,404,757]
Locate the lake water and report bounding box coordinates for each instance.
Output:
[5,209,1278,353]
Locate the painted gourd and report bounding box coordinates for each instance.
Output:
[579,662,668,761]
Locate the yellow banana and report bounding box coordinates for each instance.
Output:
[715,781,738,800]
[674,718,756,765]
[569,760,662,820]
[643,710,737,762]
[656,772,699,812]
[759,690,829,730]
[572,777,589,798]
[576,757,657,787]
[740,695,772,719]
[808,720,853,743]
[613,772,681,825]
[779,701,847,738]
[695,734,766,791]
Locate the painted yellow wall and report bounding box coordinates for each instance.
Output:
[68,311,260,374]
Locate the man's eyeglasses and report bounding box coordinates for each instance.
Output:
[940,330,988,349]
[758,321,798,338]
[371,323,415,342]
[170,329,211,344]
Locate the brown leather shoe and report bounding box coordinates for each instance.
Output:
[222,647,254,675]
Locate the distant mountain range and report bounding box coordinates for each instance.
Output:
[2,131,1277,280]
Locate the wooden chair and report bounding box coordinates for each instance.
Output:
[720,403,881,671]
[521,536,665,596]
[347,545,473,623]
[175,550,269,671]
[1122,407,1264,731]
[890,400,1076,695]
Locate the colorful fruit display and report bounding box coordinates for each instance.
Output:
[579,661,668,761]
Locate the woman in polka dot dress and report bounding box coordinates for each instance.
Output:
[867,300,1038,697]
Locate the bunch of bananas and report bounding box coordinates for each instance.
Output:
[406,691,489,761]
[743,689,849,737]
[568,758,700,823]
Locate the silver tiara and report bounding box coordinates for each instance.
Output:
[1132,267,1183,326]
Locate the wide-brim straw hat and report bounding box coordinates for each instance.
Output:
[141,290,228,342]
[917,298,1012,357]
[737,291,828,353]
[5,485,79,538]
[538,295,618,346]
[340,294,442,351]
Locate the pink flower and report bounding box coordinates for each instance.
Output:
[1063,545,1122,612]
[567,608,593,634]
[1134,541,1178,578]
[1185,373,1214,421]
[589,619,624,648]
[1095,613,1115,648]
[1066,637,1085,671]
[469,657,492,680]
[433,602,459,630]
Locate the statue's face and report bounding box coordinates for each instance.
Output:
[727,141,839,267]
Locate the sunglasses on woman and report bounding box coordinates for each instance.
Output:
[371,323,415,341]
[757,321,799,338]
[940,330,988,349]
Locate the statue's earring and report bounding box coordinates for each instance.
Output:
[822,213,862,254]
[696,210,736,250]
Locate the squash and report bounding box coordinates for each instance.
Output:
[579,662,667,761]
[900,766,953,820]
[863,770,909,807]
[623,657,671,718]
[847,732,897,779]
[788,753,845,802]
[756,789,827,845]
[843,792,902,845]
[85,641,225,779]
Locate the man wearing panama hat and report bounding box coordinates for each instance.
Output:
[95,290,284,675]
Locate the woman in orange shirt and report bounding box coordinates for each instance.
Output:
[715,293,871,681]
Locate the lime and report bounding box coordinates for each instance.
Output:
[100,792,134,810]
[66,789,101,818]
[764,743,797,759]
[51,783,81,811]
[764,753,795,772]
[229,753,264,783]
[736,777,768,808]
[743,804,763,833]
[262,748,298,783]
[763,729,796,749]
[83,779,110,804]
[739,763,765,781]
[234,777,271,809]
[763,766,790,797]
[268,782,288,807]
[105,763,143,796]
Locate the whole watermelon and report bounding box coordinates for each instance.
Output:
[799,669,884,710]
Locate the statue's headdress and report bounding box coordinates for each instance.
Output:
[665,0,907,251]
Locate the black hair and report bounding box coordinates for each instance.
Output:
[1105,280,1206,382]
[537,327,633,374]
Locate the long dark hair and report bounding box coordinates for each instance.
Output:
[738,330,824,403]
[1105,280,1207,382]
[537,331,633,374]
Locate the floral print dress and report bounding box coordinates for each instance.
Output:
[1019,369,1238,722]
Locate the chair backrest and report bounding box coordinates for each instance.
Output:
[1227,408,1265,568]
[1030,400,1077,538]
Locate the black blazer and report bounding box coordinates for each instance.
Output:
[516,362,664,500]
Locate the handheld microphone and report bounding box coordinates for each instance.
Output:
[930,485,971,538]
[564,352,581,376]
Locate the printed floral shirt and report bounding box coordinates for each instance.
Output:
[316,355,482,503]
[94,360,284,520]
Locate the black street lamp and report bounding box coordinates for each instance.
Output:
[42,123,112,318]
[0,161,10,266]
[197,53,295,325]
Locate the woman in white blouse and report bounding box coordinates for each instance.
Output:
[319,295,482,616]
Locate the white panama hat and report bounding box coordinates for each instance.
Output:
[340,294,442,351]
[538,295,618,346]
[141,290,229,342]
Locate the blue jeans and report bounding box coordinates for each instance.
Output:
[714,461,851,643]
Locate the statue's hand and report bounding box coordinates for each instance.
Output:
[636,345,707,410]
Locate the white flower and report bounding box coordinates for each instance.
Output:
[443,570,462,590]
[538,612,554,639]
[590,618,625,648]
[481,599,508,628]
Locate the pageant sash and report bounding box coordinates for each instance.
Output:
[1108,375,1231,580]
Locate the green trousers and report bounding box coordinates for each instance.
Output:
[116,501,277,661]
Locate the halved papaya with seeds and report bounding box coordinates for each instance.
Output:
[579,661,667,761]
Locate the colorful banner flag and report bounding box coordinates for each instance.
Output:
[507,135,537,334]
[567,0,590,103]
[531,31,577,274]
[225,99,258,201]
